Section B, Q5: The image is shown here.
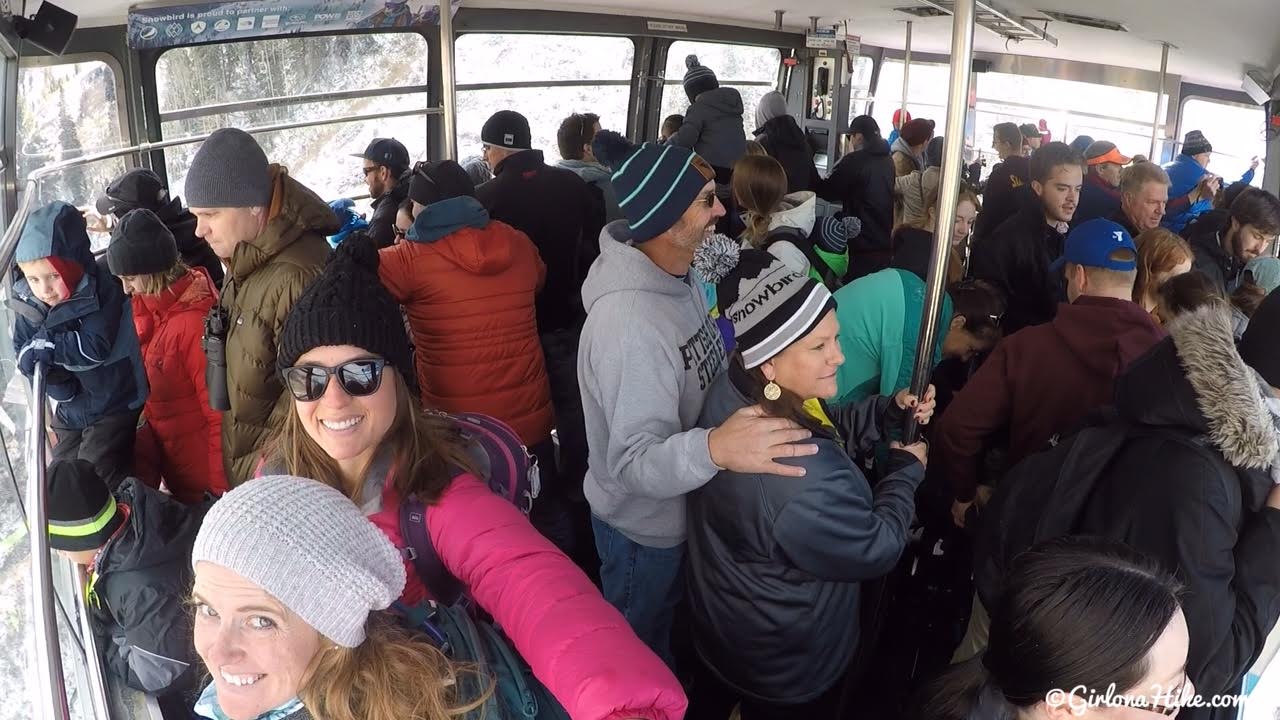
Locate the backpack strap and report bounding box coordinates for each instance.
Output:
[399,496,468,608]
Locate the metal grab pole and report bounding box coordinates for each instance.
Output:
[72,568,111,720]
[1150,42,1169,161]
[28,362,71,720]
[901,21,913,125]
[439,0,458,161]
[903,0,975,443]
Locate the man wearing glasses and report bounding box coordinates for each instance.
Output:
[354,137,411,249]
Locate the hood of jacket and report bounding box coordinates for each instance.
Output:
[227,165,341,280]
[133,266,217,331]
[754,90,789,130]
[419,201,524,277]
[1048,296,1164,379]
[860,136,892,157]
[557,158,613,185]
[755,114,808,148]
[407,195,490,243]
[99,478,205,576]
[1117,305,1277,470]
[767,191,818,236]
[891,136,924,170]
[14,201,95,280]
[582,220,696,313]
[696,87,744,117]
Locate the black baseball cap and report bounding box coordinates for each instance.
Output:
[352,138,410,171]
[96,168,169,218]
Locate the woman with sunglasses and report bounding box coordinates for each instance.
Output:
[912,536,1191,720]
[685,245,933,719]
[263,236,687,720]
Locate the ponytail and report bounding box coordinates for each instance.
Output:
[911,656,1015,720]
[731,155,787,247]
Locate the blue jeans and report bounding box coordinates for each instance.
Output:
[591,515,684,669]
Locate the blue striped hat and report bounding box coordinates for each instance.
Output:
[593,130,716,242]
[683,55,719,102]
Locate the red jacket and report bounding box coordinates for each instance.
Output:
[379,212,554,444]
[939,296,1164,502]
[132,268,227,502]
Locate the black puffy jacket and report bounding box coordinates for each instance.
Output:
[368,178,410,249]
[1183,210,1244,295]
[818,138,896,275]
[687,365,924,704]
[477,150,604,333]
[93,478,208,700]
[969,202,1066,335]
[756,115,820,194]
[976,307,1280,720]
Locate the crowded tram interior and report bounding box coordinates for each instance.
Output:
[1,0,1280,718]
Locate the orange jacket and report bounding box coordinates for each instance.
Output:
[379,202,553,444]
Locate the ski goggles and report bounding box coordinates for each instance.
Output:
[281,359,387,402]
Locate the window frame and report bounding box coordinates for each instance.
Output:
[654,38,783,140]
[1177,94,1268,185]
[16,51,134,189]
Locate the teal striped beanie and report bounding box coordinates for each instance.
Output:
[593,130,715,242]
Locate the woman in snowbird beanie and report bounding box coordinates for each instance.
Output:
[683,238,935,717]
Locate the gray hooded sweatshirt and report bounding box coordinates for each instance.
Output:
[578,220,728,548]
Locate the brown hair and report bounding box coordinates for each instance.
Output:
[736,356,812,429]
[744,140,767,156]
[300,612,489,720]
[732,155,788,247]
[556,112,600,161]
[128,260,190,297]
[1132,228,1193,305]
[268,369,475,502]
[1157,270,1225,322]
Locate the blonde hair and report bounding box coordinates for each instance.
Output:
[128,261,190,296]
[731,155,787,247]
[300,612,489,720]
[1133,228,1193,304]
[268,369,475,502]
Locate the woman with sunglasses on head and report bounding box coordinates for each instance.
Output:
[685,244,934,719]
[263,235,687,720]
[912,536,1191,720]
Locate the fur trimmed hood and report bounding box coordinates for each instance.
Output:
[1153,305,1278,469]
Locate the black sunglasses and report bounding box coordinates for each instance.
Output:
[281,359,387,402]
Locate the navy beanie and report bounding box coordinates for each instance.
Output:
[683,55,719,103]
[593,130,715,242]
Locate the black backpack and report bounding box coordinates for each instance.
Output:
[973,413,1226,610]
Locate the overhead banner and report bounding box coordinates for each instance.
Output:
[127,0,459,50]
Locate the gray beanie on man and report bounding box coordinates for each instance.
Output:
[184,128,273,209]
[191,475,405,647]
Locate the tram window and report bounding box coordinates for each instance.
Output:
[1180,98,1267,187]
[455,33,634,160]
[17,59,128,212]
[660,41,781,141]
[973,72,1158,168]
[871,59,950,135]
[156,33,430,205]
[848,55,874,120]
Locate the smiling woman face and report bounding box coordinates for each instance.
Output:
[760,310,844,400]
[290,345,398,475]
[193,562,323,720]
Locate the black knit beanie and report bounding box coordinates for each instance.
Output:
[106,209,179,277]
[408,160,476,207]
[47,459,125,552]
[277,233,417,393]
[1240,288,1280,389]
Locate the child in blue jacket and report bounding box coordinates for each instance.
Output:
[13,201,147,487]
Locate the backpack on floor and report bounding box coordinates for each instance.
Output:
[399,412,541,607]
[396,600,571,720]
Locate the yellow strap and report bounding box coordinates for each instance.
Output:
[48,496,117,538]
[802,398,835,429]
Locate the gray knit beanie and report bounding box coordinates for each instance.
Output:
[184,128,273,209]
[191,475,405,647]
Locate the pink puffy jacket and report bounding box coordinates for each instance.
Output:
[369,473,687,720]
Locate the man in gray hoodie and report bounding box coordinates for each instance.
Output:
[582,130,820,667]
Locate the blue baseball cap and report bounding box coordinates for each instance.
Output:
[1051,218,1137,274]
